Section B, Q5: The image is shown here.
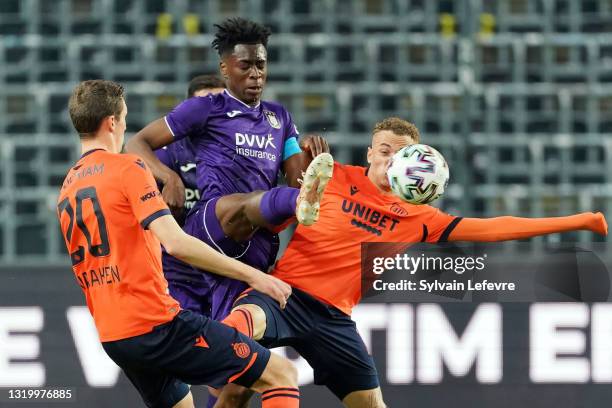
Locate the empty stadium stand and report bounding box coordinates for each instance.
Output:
[1,0,611,264]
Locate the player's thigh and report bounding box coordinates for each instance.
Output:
[233,287,315,345]
[301,314,380,401]
[173,313,272,390]
[342,387,386,408]
[215,192,266,239]
[104,355,189,408]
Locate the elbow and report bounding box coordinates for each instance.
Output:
[164,242,184,260]
[124,136,142,154]
[162,233,189,261]
[163,243,178,258]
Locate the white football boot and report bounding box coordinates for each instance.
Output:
[296,152,334,226]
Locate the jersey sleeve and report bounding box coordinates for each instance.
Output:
[281,109,300,161]
[420,207,463,243]
[164,95,214,141]
[120,157,171,229]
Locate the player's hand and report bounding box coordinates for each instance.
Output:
[586,212,608,236]
[162,172,186,218]
[300,134,329,158]
[249,272,292,309]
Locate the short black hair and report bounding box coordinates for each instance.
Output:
[187,74,225,97]
[212,17,272,57]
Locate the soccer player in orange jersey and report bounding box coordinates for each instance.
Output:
[220,117,608,408]
[57,80,303,408]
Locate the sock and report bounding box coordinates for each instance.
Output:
[206,395,218,408]
[259,187,299,225]
[222,309,253,338]
[261,388,300,408]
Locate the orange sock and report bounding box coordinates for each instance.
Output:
[222,308,253,338]
[261,388,299,408]
[449,212,608,242]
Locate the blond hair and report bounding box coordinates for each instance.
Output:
[372,117,420,143]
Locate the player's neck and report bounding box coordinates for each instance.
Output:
[224,89,260,108]
[367,171,395,196]
[81,134,119,155]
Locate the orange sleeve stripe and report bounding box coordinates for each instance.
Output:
[228,352,258,383]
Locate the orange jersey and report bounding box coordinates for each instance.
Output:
[57,149,180,342]
[272,163,459,315]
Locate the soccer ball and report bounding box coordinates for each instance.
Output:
[387,144,449,205]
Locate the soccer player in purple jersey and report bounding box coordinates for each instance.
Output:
[155,74,226,317]
[126,18,331,407]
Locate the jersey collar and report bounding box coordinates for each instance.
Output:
[224,89,261,110]
[80,148,106,159]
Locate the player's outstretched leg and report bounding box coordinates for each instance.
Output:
[342,387,387,408]
[214,152,334,241]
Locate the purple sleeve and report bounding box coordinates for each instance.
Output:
[283,109,299,141]
[164,96,214,141]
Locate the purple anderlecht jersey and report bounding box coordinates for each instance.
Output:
[164,89,299,201]
[155,138,200,215]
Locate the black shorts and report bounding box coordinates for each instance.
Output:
[102,310,271,408]
[234,287,379,400]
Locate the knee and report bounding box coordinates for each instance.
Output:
[219,209,253,241]
[224,305,266,340]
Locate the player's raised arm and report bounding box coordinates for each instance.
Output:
[447,212,608,242]
[149,214,291,308]
[128,95,214,214]
[127,118,176,181]
[126,118,186,214]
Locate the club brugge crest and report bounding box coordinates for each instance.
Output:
[264,110,281,129]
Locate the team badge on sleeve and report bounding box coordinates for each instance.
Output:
[232,342,251,358]
[264,111,281,129]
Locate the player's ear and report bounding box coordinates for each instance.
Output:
[100,115,117,136]
[219,60,228,80]
[367,146,373,164]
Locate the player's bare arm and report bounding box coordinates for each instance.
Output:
[149,214,291,308]
[126,118,186,215]
[448,212,608,242]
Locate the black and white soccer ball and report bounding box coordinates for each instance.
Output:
[387,144,449,205]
